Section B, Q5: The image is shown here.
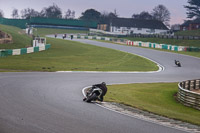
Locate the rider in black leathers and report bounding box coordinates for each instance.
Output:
[92,82,107,101]
[83,82,107,102]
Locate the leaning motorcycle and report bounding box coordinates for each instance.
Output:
[175,60,181,67]
[84,87,103,103]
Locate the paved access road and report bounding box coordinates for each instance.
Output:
[0,35,200,133]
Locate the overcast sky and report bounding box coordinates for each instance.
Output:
[0,0,188,25]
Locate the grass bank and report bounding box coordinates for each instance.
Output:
[0,25,158,72]
[105,83,200,125]
[0,24,32,49]
[0,37,158,72]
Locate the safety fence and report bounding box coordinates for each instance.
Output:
[30,17,97,28]
[126,40,200,52]
[0,17,29,29]
[128,34,200,40]
[0,44,51,57]
[89,29,200,40]
[0,17,97,29]
[178,79,200,110]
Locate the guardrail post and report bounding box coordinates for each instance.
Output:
[185,80,190,90]
[182,81,185,88]
[190,80,195,90]
[196,80,200,89]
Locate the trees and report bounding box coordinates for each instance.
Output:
[185,0,200,19]
[11,8,19,19]
[64,9,75,19]
[80,9,101,21]
[0,9,4,18]
[40,3,62,18]
[21,8,39,19]
[132,11,153,20]
[20,4,62,19]
[131,5,170,26]
[108,12,118,19]
[151,4,170,26]
[99,11,118,24]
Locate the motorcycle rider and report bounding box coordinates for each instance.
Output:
[175,60,181,67]
[83,82,107,102]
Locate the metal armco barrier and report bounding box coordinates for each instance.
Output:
[178,79,200,110]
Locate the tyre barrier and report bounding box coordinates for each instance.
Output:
[67,35,127,43]
[0,44,51,57]
[178,79,200,110]
[66,35,199,52]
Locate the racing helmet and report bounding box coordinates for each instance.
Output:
[101,82,106,86]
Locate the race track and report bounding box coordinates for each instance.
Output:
[0,36,200,133]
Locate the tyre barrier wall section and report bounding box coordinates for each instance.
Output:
[126,40,200,52]
[66,35,199,52]
[0,44,51,57]
[178,79,200,110]
[70,35,127,44]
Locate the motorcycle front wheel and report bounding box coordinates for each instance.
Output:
[85,93,97,103]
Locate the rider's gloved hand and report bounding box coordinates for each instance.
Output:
[83,98,87,101]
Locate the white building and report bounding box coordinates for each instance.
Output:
[99,18,169,35]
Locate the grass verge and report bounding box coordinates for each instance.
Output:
[105,83,200,125]
[0,37,158,72]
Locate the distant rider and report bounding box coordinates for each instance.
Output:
[70,34,73,40]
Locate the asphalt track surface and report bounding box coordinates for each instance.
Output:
[0,35,200,133]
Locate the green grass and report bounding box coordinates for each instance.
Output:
[0,24,32,49]
[34,28,88,37]
[0,24,158,72]
[124,37,200,47]
[175,29,200,36]
[105,83,200,125]
[0,37,158,72]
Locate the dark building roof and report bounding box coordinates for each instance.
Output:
[181,20,192,27]
[181,18,200,26]
[110,18,168,30]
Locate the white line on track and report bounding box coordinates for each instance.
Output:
[57,64,163,73]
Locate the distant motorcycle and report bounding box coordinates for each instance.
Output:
[175,60,181,67]
[83,87,103,103]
